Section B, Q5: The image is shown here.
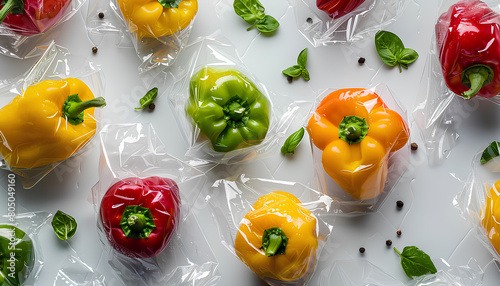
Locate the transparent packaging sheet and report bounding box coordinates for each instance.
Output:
[289,0,407,45]
[0,41,104,189]
[85,0,198,72]
[91,123,219,285]
[208,174,334,285]
[0,0,86,58]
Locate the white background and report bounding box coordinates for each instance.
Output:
[2,0,500,285]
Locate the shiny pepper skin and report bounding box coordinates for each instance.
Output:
[482,180,500,254]
[234,191,318,282]
[436,0,500,99]
[0,225,35,285]
[307,88,409,200]
[117,0,197,39]
[0,78,105,169]
[316,0,366,19]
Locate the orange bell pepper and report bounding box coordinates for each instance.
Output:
[307,88,409,200]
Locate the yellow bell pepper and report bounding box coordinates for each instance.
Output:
[482,179,500,254]
[118,0,198,39]
[234,191,318,282]
[307,88,409,200]
[0,78,106,169]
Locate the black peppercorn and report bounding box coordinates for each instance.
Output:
[411,142,418,151]
[306,17,313,24]
[92,47,98,53]
[149,103,156,110]
[397,230,402,236]
[359,247,365,253]
[396,200,404,208]
[358,57,366,64]
[287,76,293,83]
[386,240,392,246]
[98,12,104,19]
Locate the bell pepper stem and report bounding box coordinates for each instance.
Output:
[260,227,288,257]
[62,94,106,125]
[461,64,494,99]
[119,205,156,239]
[0,0,19,23]
[223,96,250,128]
[339,115,369,144]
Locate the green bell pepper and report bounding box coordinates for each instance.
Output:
[187,67,271,152]
[0,225,35,286]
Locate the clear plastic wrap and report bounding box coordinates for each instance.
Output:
[307,84,410,214]
[455,142,500,262]
[288,0,407,45]
[208,174,334,285]
[85,0,198,72]
[0,211,50,286]
[91,123,220,285]
[0,0,86,59]
[414,0,500,165]
[0,41,104,189]
[164,33,302,165]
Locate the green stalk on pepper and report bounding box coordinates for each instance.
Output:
[187,67,271,153]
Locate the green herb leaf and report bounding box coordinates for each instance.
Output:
[136,87,158,110]
[233,0,265,24]
[375,30,417,72]
[281,127,305,154]
[301,68,310,81]
[481,141,500,164]
[394,246,437,278]
[157,0,181,8]
[51,210,77,240]
[297,48,308,67]
[282,65,302,78]
[254,15,279,33]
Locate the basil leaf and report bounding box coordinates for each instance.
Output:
[157,0,181,8]
[233,0,265,24]
[394,246,437,278]
[255,15,279,33]
[282,65,302,78]
[51,210,77,240]
[297,48,308,68]
[398,48,419,65]
[301,68,310,81]
[281,127,305,154]
[481,141,500,164]
[136,87,158,110]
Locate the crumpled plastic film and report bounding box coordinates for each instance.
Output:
[0,41,104,189]
[288,0,408,45]
[91,123,220,286]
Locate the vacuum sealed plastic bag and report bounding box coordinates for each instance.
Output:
[414,0,500,164]
[91,123,219,285]
[0,0,85,58]
[208,174,334,285]
[86,0,198,72]
[164,33,301,165]
[307,84,410,213]
[289,0,407,45]
[0,211,50,286]
[0,42,105,189]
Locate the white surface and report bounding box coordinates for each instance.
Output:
[1,0,500,285]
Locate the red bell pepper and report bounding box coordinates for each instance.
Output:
[0,0,71,36]
[436,0,500,99]
[99,176,181,259]
[316,0,365,19]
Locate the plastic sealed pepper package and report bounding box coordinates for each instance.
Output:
[454,141,500,263]
[207,174,334,285]
[414,0,500,164]
[0,0,86,58]
[0,41,105,189]
[90,123,219,285]
[161,34,304,165]
[287,0,407,45]
[85,0,198,72]
[307,84,410,214]
[0,211,51,285]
